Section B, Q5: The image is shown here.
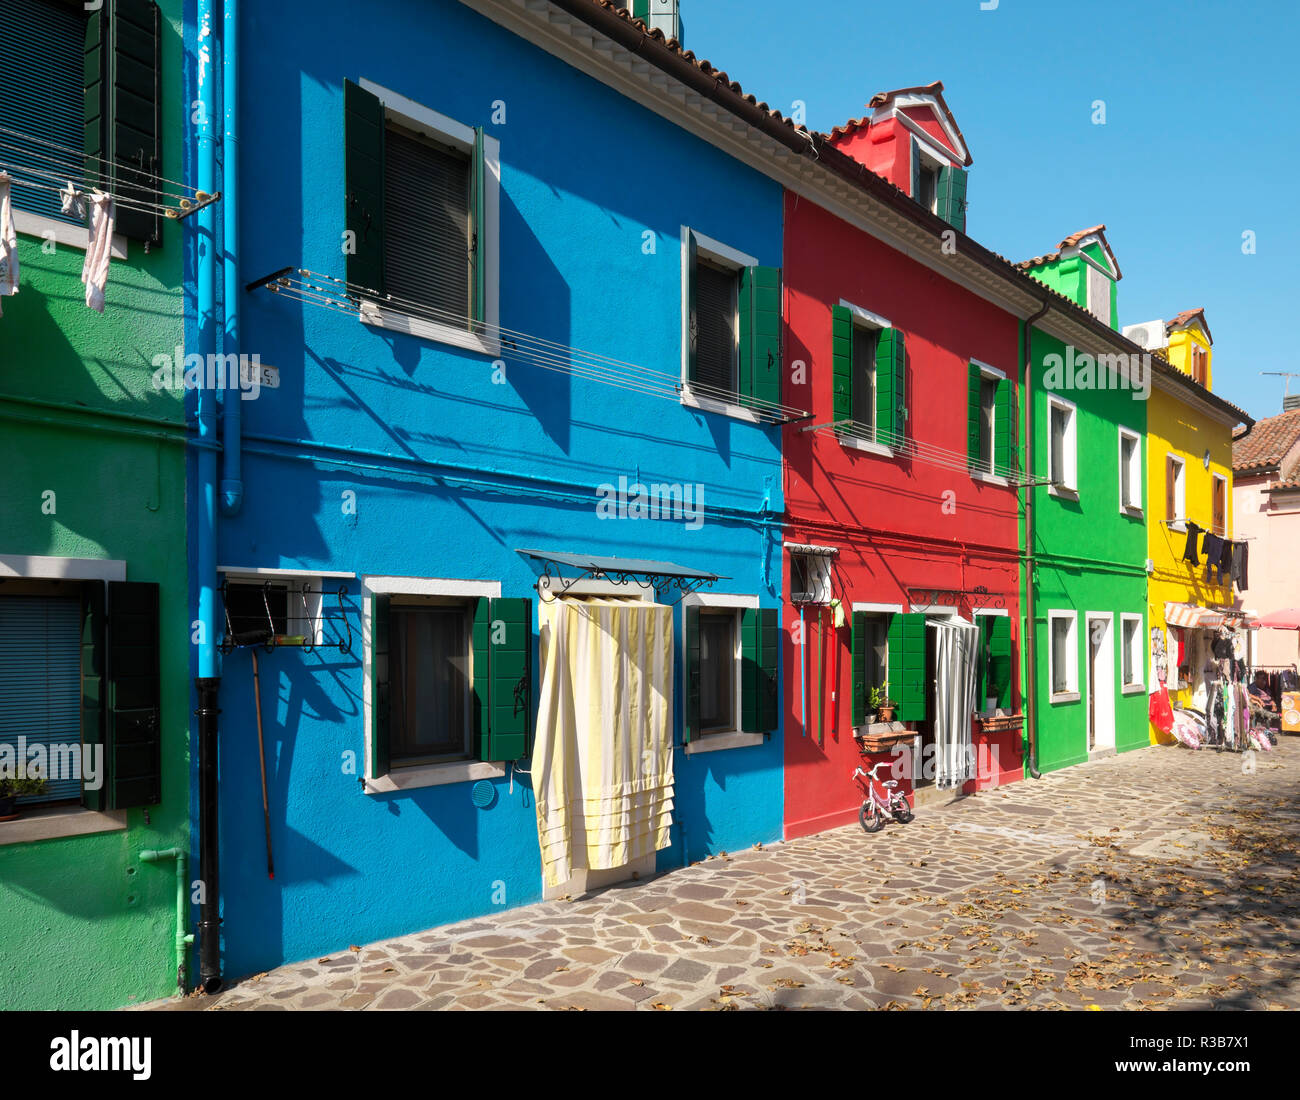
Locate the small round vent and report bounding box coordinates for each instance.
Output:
[471,781,495,809]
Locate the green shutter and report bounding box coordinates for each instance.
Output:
[975,616,990,711]
[967,362,982,470]
[483,598,531,762]
[831,304,854,429]
[80,581,106,812]
[886,613,928,723]
[344,78,386,298]
[936,165,967,233]
[105,581,160,809]
[910,136,921,203]
[685,230,698,383]
[84,4,107,197]
[472,125,487,326]
[632,0,650,20]
[109,0,162,243]
[851,610,868,727]
[875,327,905,446]
[988,615,1012,711]
[994,376,1014,477]
[370,594,390,778]
[684,605,700,743]
[739,266,781,409]
[741,607,779,734]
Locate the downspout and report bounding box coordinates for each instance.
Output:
[140,848,195,993]
[1022,298,1051,780]
[219,0,243,516]
[195,0,224,994]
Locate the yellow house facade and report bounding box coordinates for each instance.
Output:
[1123,310,1253,742]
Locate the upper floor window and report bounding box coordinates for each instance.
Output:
[695,258,738,394]
[1166,454,1186,526]
[968,361,1012,479]
[831,302,906,451]
[1118,427,1141,514]
[1212,473,1227,536]
[1191,345,1209,387]
[1047,395,1077,494]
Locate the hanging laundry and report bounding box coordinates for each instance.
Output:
[81,191,115,313]
[59,181,85,221]
[1232,542,1248,590]
[1201,532,1223,584]
[1149,684,1174,734]
[1215,539,1233,585]
[1181,522,1202,566]
[0,172,18,316]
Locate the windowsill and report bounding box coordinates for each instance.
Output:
[679,387,765,424]
[684,730,765,755]
[1050,691,1081,705]
[1121,682,1146,695]
[14,209,128,259]
[971,470,1010,488]
[1167,522,1187,534]
[0,805,128,847]
[359,299,501,358]
[837,433,895,459]
[1047,485,1079,501]
[364,759,506,794]
[1121,505,1144,520]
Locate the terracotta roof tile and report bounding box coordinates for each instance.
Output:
[829,81,972,165]
[1167,307,1212,345]
[1233,406,1300,473]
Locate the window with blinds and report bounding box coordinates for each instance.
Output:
[851,324,877,434]
[383,124,472,325]
[0,0,86,222]
[0,595,83,804]
[694,258,738,394]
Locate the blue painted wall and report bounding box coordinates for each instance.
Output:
[194,0,786,979]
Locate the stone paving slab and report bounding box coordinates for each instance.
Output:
[142,738,1300,1011]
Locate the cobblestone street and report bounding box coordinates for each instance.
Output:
[148,739,1299,1011]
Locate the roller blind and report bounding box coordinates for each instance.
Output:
[695,259,737,394]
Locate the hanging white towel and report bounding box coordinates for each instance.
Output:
[0,172,18,317]
[59,180,85,220]
[81,190,115,313]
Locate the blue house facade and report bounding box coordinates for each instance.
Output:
[189,0,790,982]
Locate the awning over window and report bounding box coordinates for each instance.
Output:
[516,548,726,604]
[1165,603,1222,629]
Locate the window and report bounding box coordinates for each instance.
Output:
[788,546,835,604]
[1166,455,1185,525]
[968,362,1013,478]
[850,610,891,725]
[1047,396,1077,492]
[974,612,1013,714]
[978,378,997,469]
[220,577,323,647]
[695,258,739,394]
[1191,345,1209,387]
[390,603,471,764]
[852,324,878,433]
[697,610,737,734]
[917,165,939,213]
[1121,614,1143,689]
[1086,262,1112,326]
[1118,427,1141,513]
[832,302,906,450]
[1212,474,1226,536]
[684,600,777,743]
[1048,611,1078,698]
[345,80,500,354]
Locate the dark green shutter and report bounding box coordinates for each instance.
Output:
[632,0,650,20]
[472,125,487,325]
[831,304,853,429]
[988,615,1012,711]
[108,0,162,243]
[484,598,530,762]
[105,581,160,809]
[994,377,1014,477]
[370,594,390,778]
[741,607,778,734]
[851,610,868,727]
[967,362,982,470]
[910,136,921,203]
[344,78,386,297]
[84,3,108,193]
[80,581,106,812]
[975,616,990,711]
[739,266,781,409]
[685,230,699,383]
[886,612,927,722]
[875,327,905,446]
[936,165,967,233]
[684,605,700,743]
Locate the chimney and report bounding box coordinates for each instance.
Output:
[634,1,683,45]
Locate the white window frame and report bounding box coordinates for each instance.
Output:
[836,299,896,458]
[970,359,1009,486]
[1046,394,1078,497]
[361,575,506,793]
[218,567,334,646]
[681,592,763,755]
[679,226,762,423]
[1047,609,1080,703]
[1117,426,1142,517]
[1167,453,1187,531]
[356,79,501,358]
[1120,613,1145,694]
[911,142,952,214]
[1211,472,1228,536]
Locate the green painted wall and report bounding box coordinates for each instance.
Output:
[0,0,188,1010]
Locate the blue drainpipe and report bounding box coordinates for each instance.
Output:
[219,0,243,517]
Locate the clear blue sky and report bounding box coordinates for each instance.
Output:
[680,0,1298,423]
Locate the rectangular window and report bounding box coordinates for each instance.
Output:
[1049,611,1077,697]
[389,603,471,765]
[1166,455,1185,524]
[918,166,939,213]
[1048,397,1077,491]
[1119,428,1140,511]
[1191,346,1208,386]
[694,258,739,395]
[698,610,737,734]
[978,376,997,471]
[1121,614,1142,688]
[1212,474,1226,536]
[221,578,321,647]
[851,323,878,435]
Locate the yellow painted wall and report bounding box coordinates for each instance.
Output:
[1146,379,1235,743]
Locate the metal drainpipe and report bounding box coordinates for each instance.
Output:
[219,0,243,517]
[140,848,195,993]
[195,0,223,994]
[1022,299,1051,779]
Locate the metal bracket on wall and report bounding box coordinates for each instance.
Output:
[218,579,356,656]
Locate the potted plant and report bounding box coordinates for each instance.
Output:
[877,686,897,724]
[867,685,886,725]
[0,773,49,821]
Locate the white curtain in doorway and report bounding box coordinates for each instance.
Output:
[928,616,979,790]
[532,598,675,889]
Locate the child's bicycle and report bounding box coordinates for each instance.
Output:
[853,759,914,833]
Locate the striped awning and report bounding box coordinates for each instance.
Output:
[1165,602,1224,629]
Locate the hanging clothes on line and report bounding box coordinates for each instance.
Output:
[1201,532,1223,582]
[1232,542,1248,590]
[1181,522,1202,566]
[81,191,115,313]
[1215,540,1234,586]
[0,171,18,316]
[59,180,85,220]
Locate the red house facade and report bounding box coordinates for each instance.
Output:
[781,84,1025,840]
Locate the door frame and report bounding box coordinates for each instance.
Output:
[1085,612,1115,753]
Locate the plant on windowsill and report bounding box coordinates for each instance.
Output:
[0,773,49,821]
[867,685,886,725]
[876,685,897,724]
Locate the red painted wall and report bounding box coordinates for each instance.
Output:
[780,191,1022,840]
[828,108,961,196]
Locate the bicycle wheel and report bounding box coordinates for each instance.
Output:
[859,800,884,833]
[891,793,914,824]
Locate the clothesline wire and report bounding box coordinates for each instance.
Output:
[0,123,199,196]
[0,168,172,219]
[0,138,192,205]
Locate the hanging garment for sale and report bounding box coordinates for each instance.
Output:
[1181,522,1203,566]
[0,171,18,316]
[81,191,115,313]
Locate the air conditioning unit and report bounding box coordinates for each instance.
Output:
[1123,320,1166,351]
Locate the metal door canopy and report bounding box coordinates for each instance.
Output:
[516,548,726,603]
